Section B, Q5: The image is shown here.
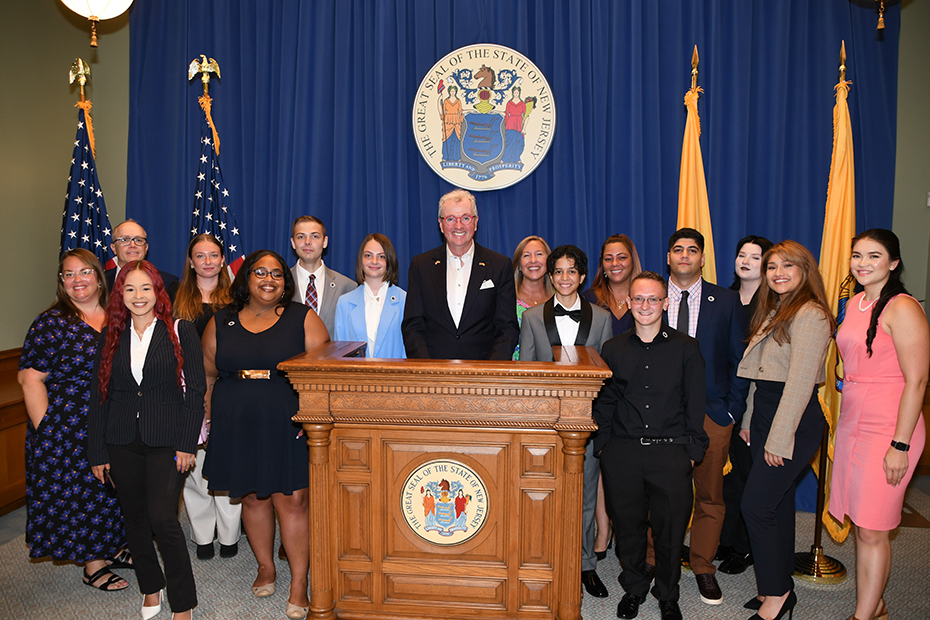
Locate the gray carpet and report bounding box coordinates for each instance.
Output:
[1,485,928,619]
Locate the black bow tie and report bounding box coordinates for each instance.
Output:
[553,305,582,322]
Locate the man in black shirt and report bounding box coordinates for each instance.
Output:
[593,271,708,620]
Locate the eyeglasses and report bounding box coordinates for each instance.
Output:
[441,214,475,226]
[251,268,285,280]
[61,268,95,282]
[630,296,666,306]
[114,236,147,246]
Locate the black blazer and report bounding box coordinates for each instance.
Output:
[88,319,206,466]
[402,242,518,360]
[666,280,750,427]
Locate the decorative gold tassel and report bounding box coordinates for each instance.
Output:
[877,1,885,31]
[198,94,221,156]
[75,100,95,158]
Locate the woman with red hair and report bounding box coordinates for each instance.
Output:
[89,260,205,620]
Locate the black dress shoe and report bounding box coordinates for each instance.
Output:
[743,596,763,611]
[659,599,683,620]
[581,570,609,597]
[719,552,754,575]
[196,543,215,560]
[714,544,734,562]
[616,592,647,619]
[219,542,239,558]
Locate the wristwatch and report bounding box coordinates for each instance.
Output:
[890,440,910,452]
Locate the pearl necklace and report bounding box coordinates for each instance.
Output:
[858,295,878,312]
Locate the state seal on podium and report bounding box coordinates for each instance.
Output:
[400,459,489,546]
[412,44,556,191]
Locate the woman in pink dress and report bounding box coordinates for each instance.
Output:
[830,229,928,620]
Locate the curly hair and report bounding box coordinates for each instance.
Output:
[229,250,294,313]
[98,261,183,402]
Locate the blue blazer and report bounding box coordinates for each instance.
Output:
[667,280,750,427]
[334,283,407,358]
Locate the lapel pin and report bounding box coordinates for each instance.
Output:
[390,295,397,302]
[707,295,715,302]
[329,282,335,288]
[479,262,486,267]
[435,260,441,265]
[227,321,235,326]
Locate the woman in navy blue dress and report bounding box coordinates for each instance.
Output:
[18,249,129,591]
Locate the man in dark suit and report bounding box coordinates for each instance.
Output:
[665,228,749,606]
[104,219,178,291]
[519,245,614,598]
[402,189,518,360]
[288,215,356,337]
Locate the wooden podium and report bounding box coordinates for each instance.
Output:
[279,343,610,620]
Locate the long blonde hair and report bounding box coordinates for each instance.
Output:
[172,234,233,321]
[512,235,553,297]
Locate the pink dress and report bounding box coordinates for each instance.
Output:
[830,293,926,530]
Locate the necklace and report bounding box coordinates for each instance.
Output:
[247,303,275,317]
[519,286,541,307]
[858,295,878,312]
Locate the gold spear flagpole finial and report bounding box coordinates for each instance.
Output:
[839,40,847,83]
[189,55,222,96]
[69,58,91,102]
[691,45,699,91]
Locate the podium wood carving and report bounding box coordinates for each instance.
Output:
[280,343,610,620]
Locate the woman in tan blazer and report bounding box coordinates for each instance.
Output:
[736,241,834,620]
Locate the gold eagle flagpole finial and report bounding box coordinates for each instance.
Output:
[189,55,221,96]
[691,45,699,91]
[69,58,91,102]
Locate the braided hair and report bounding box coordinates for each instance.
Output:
[853,229,908,357]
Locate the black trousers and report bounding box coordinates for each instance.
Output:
[601,437,693,603]
[741,381,824,596]
[108,433,197,612]
[719,426,753,554]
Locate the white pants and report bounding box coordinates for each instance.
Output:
[183,446,242,545]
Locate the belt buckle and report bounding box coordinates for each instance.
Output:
[640,437,650,446]
[239,369,270,380]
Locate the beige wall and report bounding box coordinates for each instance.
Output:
[2,3,928,349]
[0,3,129,350]
[893,0,930,312]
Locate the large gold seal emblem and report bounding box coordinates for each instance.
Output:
[400,459,489,546]
[412,44,556,191]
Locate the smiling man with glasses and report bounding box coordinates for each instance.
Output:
[402,188,518,360]
[105,219,178,293]
[592,271,708,620]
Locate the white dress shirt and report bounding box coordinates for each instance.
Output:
[554,296,581,347]
[294,262,328,310]
[446,242,475,328]
[364,280,388,353]
[130,318,159,386]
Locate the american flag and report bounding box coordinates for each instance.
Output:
[190,109,245,274]
[60,108,116,269]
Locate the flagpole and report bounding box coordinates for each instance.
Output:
[793,42,849,584]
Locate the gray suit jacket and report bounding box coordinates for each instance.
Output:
[519,296,613,361]
[290,264,356,337]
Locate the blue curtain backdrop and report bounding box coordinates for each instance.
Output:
[127,0,899,287]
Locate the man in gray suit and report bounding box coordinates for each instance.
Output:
[519,245,613,599]
[289,216,355,337]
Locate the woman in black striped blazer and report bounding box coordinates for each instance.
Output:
[89,260,205,620]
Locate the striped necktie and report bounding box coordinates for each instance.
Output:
[305,274,319,312]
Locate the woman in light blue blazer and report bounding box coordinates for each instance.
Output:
[335,233,407,358]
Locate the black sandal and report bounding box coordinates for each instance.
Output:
[82,566,128,591]
[106,548,134,569]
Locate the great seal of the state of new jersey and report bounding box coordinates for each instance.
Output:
[400,459,489,546]
[412,44,556,191]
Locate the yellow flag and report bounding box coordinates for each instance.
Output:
[816,77,856,543]
[677,87,717,283]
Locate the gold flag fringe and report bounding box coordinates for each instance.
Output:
[199,94,221,156]
[683,87,704,136]
[75,100,95,159]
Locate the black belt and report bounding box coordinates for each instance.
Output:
[638,436,692,446]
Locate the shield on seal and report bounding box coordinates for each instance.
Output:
[462,112,504,166]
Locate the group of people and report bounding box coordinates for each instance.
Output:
[18,188,926,620]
